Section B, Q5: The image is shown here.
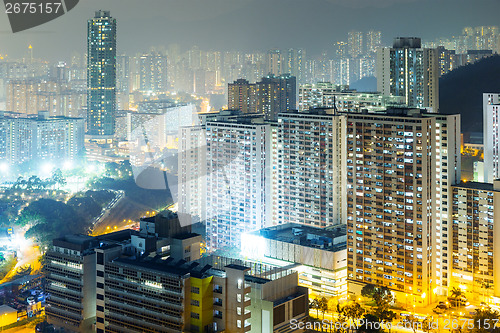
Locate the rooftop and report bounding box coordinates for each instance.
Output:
[249,223,347,252]
[173,232,201,240]
[453,181,499,191]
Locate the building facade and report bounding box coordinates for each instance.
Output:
[483,93,500,183]
[87,10,117,138]
[0,111,84,167]
[255,74,296,121]
[298,83,405,112]
[242,223,348,299]
[139,51,168,93]
[377,38,439,112]
[228,79,256,114]
[346,109,460,305]
[205,113,272,251]
[277,110,347,227]
[450,181,500,306]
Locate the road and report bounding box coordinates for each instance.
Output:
[3,325,33,333]
[91,195,157,236]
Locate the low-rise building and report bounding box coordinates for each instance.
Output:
[242,223,348,299]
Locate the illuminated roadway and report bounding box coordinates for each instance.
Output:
[91,194,161,236]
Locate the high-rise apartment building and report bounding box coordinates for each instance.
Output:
[298,83,405,112]
[348,31,364,58]
[139,51,168,93]
[286,48,306,84]
[255,74,296,121]
[205,112,272,251]
[228,79,256,113]
[436,46,455,76]
[267,49,284,76]
[0,111,84,166]
[377,38,439,112]
[450,181,500,306]
[178,125,207,226]
[6,79,86,118]
[365,31,382,54]
[277,110,347,228]
[116,54,130,110]
[346,109,460,305]
[87,10,117,138]
[483,93,500,183]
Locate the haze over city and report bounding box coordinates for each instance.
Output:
[1,0,499,59]
[0,0,500,332]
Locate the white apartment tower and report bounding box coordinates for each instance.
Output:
[178,125,207,226]
[483,93,500,183]
[205,113,272,251]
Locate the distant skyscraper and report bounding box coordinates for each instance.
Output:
[87,10,117,138]
[227,79,256,113]
[267,49,284,76]
[116,54,130,110]
[436,46,455,76]
[365,31,382,54]
[255,74,296,121]
[377,37,439,112]
[139,51,168,93]
[286,48,306,84]
[348,31,364,58]
[483,93,500,183]
[0,111,84,166]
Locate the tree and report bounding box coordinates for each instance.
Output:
[51,169,66,190]
[67,196,102,221]
[317,296,328,320]
[373,286,394,308]
[379,309,397,332]
[310,298,320,318]
[404,315,422,333]
[359,313,384,333]
[481,281,493,303]
[469,308,500,333]
[341,301,364,333]
[449,287,464,307]
[361,284,377,299]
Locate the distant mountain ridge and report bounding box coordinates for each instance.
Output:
[439,55,500,133]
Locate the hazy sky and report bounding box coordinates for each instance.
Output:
[0,0,499,61]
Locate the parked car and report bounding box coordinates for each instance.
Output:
[436,302,448,309]
[433,306,446,314]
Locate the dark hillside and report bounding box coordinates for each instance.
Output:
[439,55,500,133]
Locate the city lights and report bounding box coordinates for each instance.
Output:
[0,1,499,332]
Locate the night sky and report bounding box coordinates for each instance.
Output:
[0,0,499,60]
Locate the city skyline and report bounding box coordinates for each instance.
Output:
[1,1,500,332]
[0,0,499,61]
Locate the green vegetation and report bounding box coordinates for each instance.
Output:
[90,175,172,210]
[17,189,115,247]
[0,255,17,280]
